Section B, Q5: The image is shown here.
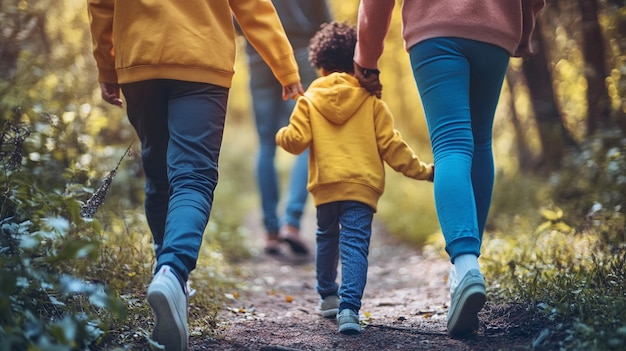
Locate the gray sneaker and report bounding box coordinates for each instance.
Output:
[337,309,360,334]
[447,269,486,337]
[147,265,189,351]
[318,295,339,318]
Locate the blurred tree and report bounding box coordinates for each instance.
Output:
[0,0,50,118]
[505,67,541,170]
[522,20,577,171]
[514,0,626,173]
[576,0,611,134]
[605,0,626,131]
[0,0,141,213]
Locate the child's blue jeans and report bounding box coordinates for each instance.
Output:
[409,37,509,263]
[315,201,374,313]
[122,79,228,282]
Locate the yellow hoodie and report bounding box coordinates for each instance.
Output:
[88,0,300,88]
[276,72,433,211]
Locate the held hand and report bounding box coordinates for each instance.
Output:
[282,82,305,100]
[99,82,123,107]
[354,62,382,98]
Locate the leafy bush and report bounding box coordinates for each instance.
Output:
[550,129,626,233]
[0,111,126,350]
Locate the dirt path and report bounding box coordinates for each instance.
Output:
[192,213,540,350]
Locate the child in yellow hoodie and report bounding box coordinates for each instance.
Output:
[276,21,434,334]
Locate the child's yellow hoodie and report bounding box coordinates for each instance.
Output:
[88,0,300,88]
[276,72,433,211]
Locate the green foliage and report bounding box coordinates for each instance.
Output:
[549,130,626,232]
[476,132,626,350]
[483,224,625,350]
[0,116,126,350]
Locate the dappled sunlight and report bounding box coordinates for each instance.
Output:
[1,0,624,349]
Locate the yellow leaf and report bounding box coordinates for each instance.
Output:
[285,295,294,303]
[540,208,563,221]
[535,221,553,234]
[554,222,573,233]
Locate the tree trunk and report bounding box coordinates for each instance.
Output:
[505,68,539,171]
[577,0,611,134]
[522,20,577,171]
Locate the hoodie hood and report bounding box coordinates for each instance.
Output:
[304,72,371,125]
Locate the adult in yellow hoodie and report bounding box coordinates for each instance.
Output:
[276,22,433,335]
[87,1,304,350]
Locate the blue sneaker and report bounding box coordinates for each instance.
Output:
[337,309,360,334]
[447,269,486,337]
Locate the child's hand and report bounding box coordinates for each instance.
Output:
[282,82,304,100]
[428,164,435,182]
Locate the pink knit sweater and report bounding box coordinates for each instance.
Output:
[354,0,546,69]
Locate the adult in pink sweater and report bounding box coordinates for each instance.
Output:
[353,0,545,338]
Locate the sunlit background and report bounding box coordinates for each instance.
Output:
[1,1,625,350]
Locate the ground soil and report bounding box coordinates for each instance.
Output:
[190,214,546,350]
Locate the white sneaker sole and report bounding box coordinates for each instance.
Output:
[320,307,339,318]
[338,321,361,334]
[148,281,188,351]
[447,277,486,337]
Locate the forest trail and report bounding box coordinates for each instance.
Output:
[191,212,539,350]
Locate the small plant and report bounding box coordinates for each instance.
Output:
[80,142,133,219]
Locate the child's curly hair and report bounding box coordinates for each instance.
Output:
[308,21,356,74]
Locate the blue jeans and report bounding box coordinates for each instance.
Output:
[122,79,228,281]
[315,201,373,313]
[249,47,318,233]
[409,37,509,263]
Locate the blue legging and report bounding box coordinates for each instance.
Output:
[409,37,509,263]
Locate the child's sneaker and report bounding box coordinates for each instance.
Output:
[147,265,189,351]
[447,269,485,337]
[318,295,339,318]
[337,309,360,334]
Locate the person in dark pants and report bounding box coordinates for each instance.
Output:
[87,0,304,349]
[244,0,332,256]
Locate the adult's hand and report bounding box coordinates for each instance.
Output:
[99,82,123,107]
[354,62,382,98]
[282,82,305,100]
